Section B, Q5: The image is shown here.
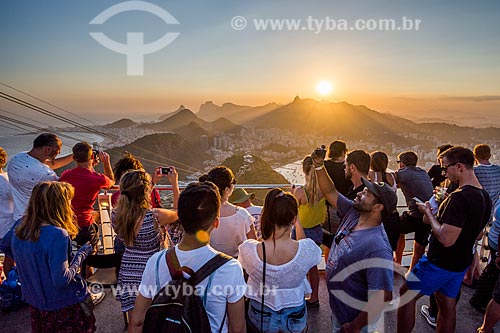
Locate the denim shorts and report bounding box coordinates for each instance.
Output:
[292,224,323,246]
[247,299,307,333]
[406,255,467,298]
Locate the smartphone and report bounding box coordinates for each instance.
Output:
[160,167,172,175]
[413,197,424,204]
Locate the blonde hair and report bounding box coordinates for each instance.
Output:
[114,169,152,246]
[0,147,7,169]
[302,156,321,206]
[16,181,78,241]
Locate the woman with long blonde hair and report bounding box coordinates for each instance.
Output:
[111,169,178,318]
[12,181,96,332]
[292,156,326,306]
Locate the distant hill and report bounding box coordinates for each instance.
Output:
[105,118,137,128]
[197,101,281,124]
[221,154,289,185]
[140,109,206,132]
[244,98,419,143]
[140,109,242,136]
[173,122,210,142]
[105,133,211,180]
[158,105,189,121]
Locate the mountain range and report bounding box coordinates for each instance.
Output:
[145,97,499,145]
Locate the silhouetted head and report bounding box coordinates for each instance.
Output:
[178,181,221,235]
[260,188,298,240]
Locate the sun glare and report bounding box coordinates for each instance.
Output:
[316,81,334,96]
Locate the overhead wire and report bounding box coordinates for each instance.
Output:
[0,85,202,172]
[0,91,119,140]
[0,81,101,127]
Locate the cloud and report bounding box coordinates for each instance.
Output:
[393,95,500,102]
[441,96,500,102]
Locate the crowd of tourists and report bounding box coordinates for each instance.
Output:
[0,133,499,333]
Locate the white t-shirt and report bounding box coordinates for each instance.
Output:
[210,207,254,257]
[0,171,14,239]
[245,205,263,239]
[238,238,322,311]
[7,152,58,220]
[139,245,246,333]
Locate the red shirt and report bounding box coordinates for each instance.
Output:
[60,167,113,227]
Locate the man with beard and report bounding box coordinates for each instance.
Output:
[312,150,397,333]
[8,133,73,221]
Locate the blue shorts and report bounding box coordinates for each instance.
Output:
[292,224,323,246]
[247,299,307,333]
[406,256,467,298]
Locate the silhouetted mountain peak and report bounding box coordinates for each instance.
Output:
[105,118,136,128]
[199,101,220,114]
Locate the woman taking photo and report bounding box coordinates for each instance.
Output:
[239,188,321,332]
[112,169,178,318]
[12,181,95,332]
[199,166,256,258]
[293,156,326,306]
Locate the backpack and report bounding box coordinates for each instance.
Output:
[143,247,232,333]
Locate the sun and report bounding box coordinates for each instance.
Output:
[316,81,334,96]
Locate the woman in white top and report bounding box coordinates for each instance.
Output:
[369,151,397,192]
[199,166,256,257]
[239,188,322,333]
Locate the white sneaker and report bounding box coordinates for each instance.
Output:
[91,291,105,306]
[420,305,437,328]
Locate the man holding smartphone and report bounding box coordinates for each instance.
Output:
[397,147,491,333]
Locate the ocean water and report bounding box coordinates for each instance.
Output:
[0,132,104,158]
[273,160,305,185]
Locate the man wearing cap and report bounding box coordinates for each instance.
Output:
[230,188,263,239]
[312,150,396,333]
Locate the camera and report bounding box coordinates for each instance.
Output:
[160,166,172,175]
[92,149,100,162]
[313,145,327,159]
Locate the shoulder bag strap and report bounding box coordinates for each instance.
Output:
[260,241,266,333]
[155,249,167,292]
[165,247,195,280]
[188,252,232,333]
[189,252,232,286]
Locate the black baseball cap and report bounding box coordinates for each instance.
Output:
[361,177,397,215]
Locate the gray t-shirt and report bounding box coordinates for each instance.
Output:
[326,194,394,325]
[395,166,434,217]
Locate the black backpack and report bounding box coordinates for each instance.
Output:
[143,247,232,333]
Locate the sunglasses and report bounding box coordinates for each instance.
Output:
[334,228,352,245]
[441,161,461,172]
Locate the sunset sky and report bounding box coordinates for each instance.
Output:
[1,0,500,125]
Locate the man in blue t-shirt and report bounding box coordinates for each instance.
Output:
[313,150,396,333]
